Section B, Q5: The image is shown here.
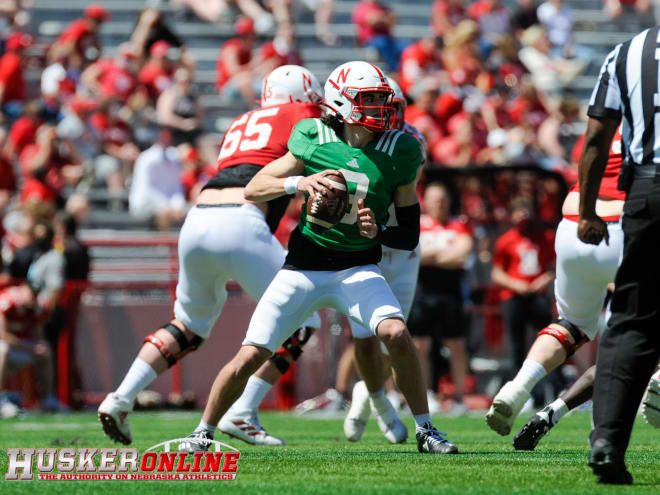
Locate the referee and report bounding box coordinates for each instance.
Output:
[578,25,660,485]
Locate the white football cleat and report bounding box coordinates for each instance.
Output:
[98,392,133,445]
[0,396,19,418]
[376,415,408,444]
[219,411,285,446]
[295,388,348,414]
[642,369,660,428]
[370,393,408,444]
[344,381,371,442]
[485,381,530,436]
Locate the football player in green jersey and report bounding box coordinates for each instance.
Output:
[179,61,458,455]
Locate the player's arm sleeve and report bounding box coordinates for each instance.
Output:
[587,45,623,121]
[381,137,423,250]
[380,203,420,251]
[287,119,318,162]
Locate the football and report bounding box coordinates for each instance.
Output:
[307,172,349,234]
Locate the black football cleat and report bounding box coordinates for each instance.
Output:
[589,438,633,485]
[416,424,458,454]
[513,406,555,451]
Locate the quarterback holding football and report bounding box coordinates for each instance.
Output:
[180,61,458,455]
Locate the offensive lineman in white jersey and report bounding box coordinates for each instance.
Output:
[486,126,626,442]
[98,65,324,446]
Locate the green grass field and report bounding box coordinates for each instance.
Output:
[1,410,659,494]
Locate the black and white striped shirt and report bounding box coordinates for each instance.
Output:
[588,25,660,166]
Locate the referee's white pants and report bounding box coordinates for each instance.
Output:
[173,204,286,338]
[554,218,623,339]
[243,265,405,353]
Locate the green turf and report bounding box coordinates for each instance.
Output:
[1,410,658,494]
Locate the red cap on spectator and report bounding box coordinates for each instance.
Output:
[150,40,171,58]
[234,17,255,36]
[6,32,33,52]
[85,3,110,22]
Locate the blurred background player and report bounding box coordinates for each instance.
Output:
[98,65,323,445]
[489,197,557,409]
[180,61,458,455]
[486,126,625,440]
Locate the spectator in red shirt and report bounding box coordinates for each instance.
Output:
[255,24,304,78]
[352,0,408,71]
[433,111,484,167]
[491,197,556,393]
[179,146,215,202]
[19,125,83,199]
[138,40,174,102]
[216,17,258,105]
[405,78,444,163]
[49,3,109,69]
[0,31,32,119]
[81,43,140,104]
[3,100,42,161]
[398,37,444,95]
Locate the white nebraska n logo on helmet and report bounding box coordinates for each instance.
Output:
[328,68,351,90]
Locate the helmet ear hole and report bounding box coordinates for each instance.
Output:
[334,100,344,107]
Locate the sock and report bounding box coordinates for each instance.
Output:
[115,358,158,403]
[195,420,215,437]
[413,413,432,429]
[230,376,272,414]
[369,388,397,423]
[548,398,569,425]
[512,359,547,394]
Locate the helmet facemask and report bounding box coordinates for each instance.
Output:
[340,87,395,131]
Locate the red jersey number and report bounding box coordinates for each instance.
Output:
[218,107,281,160]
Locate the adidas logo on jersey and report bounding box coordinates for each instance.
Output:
[346,159,359,168]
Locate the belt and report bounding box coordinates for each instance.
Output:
[196,203,244,208]
[633,164,656,178]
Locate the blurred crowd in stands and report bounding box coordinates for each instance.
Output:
[0,0,654,413]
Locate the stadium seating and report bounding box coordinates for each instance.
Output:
[26,0,655,230]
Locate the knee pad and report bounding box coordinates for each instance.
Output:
[537,318,588,357]
[269,326,317,374]
[144,323,205,368]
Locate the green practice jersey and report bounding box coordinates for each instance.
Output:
[287,118,422,252]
